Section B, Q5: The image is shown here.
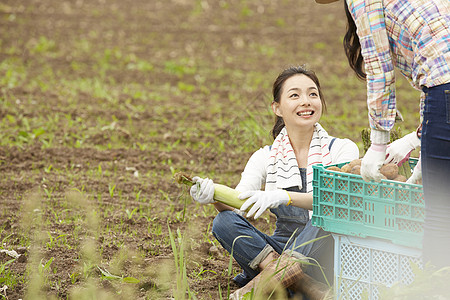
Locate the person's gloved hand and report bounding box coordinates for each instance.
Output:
[189,177,215,204]
[361,144,387,182]
[238,190,290,219]
[385,132,420,165]
[406,154,422,184]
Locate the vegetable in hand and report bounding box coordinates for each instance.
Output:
[174,172,246,209]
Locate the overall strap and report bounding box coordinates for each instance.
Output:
[328,137,336,151]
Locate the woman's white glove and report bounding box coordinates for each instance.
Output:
[189,177,215,204]
[406,154,422,184]
[361,144,387,182]
[238,190,290,219]
[385,132,420,165]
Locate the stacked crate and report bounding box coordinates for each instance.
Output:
[312,159,423,299]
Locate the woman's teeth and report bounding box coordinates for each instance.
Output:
[297,111,313,116]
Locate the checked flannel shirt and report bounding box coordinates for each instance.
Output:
[346,0,450,135]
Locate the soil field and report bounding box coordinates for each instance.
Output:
[0,0,422,299]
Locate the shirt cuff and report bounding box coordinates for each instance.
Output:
[410,131,421,148]
[233,208,245,216]
[370,129,390,144]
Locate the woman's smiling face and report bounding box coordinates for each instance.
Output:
[272,74,323,129]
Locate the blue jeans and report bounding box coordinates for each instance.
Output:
[212,205,333,288]
[421,83,450,268]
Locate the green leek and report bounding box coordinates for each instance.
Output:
[174,172,245,209]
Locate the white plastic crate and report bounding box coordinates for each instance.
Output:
[333,234,422,300]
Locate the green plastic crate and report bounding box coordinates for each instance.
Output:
[312,159,424,249]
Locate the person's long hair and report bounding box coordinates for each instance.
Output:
[271,66,326,139]
[343,1,366,80]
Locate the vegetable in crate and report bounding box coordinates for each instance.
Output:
[174,172,245,209]
[340,164,351,173]
[393,175,407,182]
[351,165,361,175]
[348,159,361,169]
[380,163,399,180]
[333,159,415,183]
[326,166,341,172]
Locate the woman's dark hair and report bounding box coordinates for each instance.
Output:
[343,1,366,80]
[271,66,326,139]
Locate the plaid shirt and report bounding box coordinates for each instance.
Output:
[347,0,450,131]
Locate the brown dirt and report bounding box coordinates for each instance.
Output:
[0,0,348,299]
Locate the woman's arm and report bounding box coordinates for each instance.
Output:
[330,138,360,163]
[214,146,270,212]
[286,191,313,210]
[286,139,359,211]
[214,202,234,212]
[347,0,394,144]
[235,146,269,191]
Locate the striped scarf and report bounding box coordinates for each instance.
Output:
[266,123,333,193]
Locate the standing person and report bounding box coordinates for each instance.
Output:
[315,0,450,268]
[190,66,359,299]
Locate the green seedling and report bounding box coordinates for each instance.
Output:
[44,164,52,173]
[37,257,55,286]
[46,232,68,249]
[69,271,80,284]
[30,36,56,54]
[125,208,138,220]
[0,258,16,285]
[97,266,140,284]
[168,226,197,299]
[158,189,171,202]
[97,164,102,177]
[135,190,141,202]
[38,257,54,275]
[1,234,13,250]
[192,262,217,279]
[18,127,46,144]
[43,187,53,199]
[108,183,116,198]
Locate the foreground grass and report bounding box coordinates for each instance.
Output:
[0,0,426,299]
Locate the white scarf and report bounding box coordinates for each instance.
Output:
[266,123,333,193]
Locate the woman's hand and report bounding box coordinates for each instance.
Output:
[238,190,290,219]
[385,131,420,165]
[406,153,422,184]
[361,143,387,182]
[189,177,215,204]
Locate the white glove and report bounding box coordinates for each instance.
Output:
[189,177,215,204]
[361,144,387,182]
[406,155,422,184]
[385,132,420,165]
[238,190,290,219]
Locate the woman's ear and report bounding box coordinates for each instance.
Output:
[272,101,282,117]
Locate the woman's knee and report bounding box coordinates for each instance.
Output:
[212,210,239,236]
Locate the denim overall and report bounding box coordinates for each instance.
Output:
[212,168,334,288]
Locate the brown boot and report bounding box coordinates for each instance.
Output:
[229,251,306,299]
[289,271,333,300]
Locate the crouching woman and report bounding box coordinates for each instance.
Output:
[190,66,359,299]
